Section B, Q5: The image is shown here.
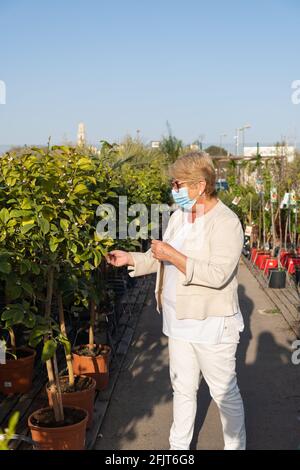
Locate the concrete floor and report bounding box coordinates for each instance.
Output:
[95,260,300,450]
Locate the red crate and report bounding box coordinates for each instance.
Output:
[258,254,270,270]
[263,258,278,276]
[287,258,300,275]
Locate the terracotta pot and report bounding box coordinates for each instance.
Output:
[0,347,36,396]
[46,375,96,428]
[28,406,88,450]
[72,344,111,391]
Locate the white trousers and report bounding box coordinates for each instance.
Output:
[168,335,246,450]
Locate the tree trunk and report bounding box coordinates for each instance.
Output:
[284,209,288,250]
[89,300,96,351]
[262,193,266,249]
[52,352,64,420]
[45,266,54,319]
[271,202,277,257]
[45,266,64,422]
[258,196,262,249]
[58,292,74,387]
[8,328,16,356]
[295,209,298,249]
[278,205,283,250]
[46,357,64,422]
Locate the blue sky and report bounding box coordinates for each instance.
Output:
[0,0,299,148]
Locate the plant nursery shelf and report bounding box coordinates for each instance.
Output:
[0,275,151,450]
[242,255,300,336]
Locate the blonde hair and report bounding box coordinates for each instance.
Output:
[168,151,217,198]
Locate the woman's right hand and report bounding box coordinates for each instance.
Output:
[105,250,134,267]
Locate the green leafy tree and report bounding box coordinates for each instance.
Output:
[160,122,183,163]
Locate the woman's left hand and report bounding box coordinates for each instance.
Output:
[151,239,176,262]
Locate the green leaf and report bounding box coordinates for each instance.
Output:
[2,306,24,324]
[20,198,32,210]
[29,334,43,348]
[7,218,17,227]
[12,309,24,323]
[49,238,59,252]
[0,261,12,274]
[29,327,48,347]
[60,219,69,231]
[21,281,34,295]
[8,411,20,431]
[23,312,36,328]
[93,250,102,268]
[73,183,88,195]
[77,157,93,170]
[63,210,74,220]
[6,177,17,186]
[42,339,57,362]
[5,284,22,301]
[1,309,13,320]
[10,209,31,218]
[39,218,50,235]
[31,263,40,275]
[58,334,71,355]
[70,243,77,254]
[20,223,35,234]
[21,218,35,226]
[0,208,10,224]
[50,223,59,233]
[20,260,31,275]
[83,261,91,271]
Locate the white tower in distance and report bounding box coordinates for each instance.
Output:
[77,122,86,146]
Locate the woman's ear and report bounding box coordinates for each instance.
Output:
[198,180,206,196]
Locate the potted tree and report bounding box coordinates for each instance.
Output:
[0,211,39,396]
[27,266,88,450]
[2,146,114,396]
[0,298,37,396]
[72,273,111,392]
[45,275,96,429]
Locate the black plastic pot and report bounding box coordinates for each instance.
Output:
[295,266,300,286]
[268,269,286,289]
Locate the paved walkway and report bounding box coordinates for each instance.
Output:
[95,260,300,450]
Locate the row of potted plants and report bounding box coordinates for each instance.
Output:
[0,144,166,449]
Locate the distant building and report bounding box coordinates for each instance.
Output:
[77,122,86,146]
[243,145,295,163]
[151,141,160,148]
[190,143,200,151]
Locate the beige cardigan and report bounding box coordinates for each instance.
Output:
[127,199,244,320]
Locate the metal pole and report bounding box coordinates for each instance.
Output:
[235,128,239,156]
[262,192,266,249]
[295,207,298,249]
[271,200,276,256]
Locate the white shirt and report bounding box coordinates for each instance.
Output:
[162,211,244,344]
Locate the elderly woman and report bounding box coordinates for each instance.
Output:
[106,152,246,451]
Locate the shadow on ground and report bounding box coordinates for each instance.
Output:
[96,277,300,450]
